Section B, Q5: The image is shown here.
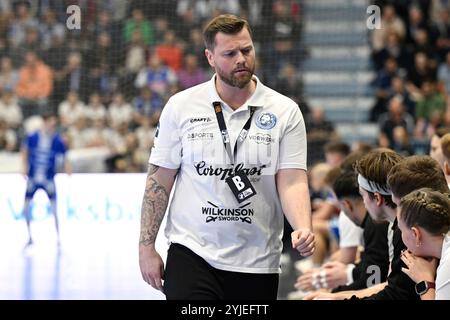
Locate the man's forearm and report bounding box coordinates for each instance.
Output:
[139,165,171,247]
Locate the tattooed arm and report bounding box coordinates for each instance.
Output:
[139,164,178,291]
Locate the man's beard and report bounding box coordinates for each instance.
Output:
[215,64,255,89]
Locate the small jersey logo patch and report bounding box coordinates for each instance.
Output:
[255,112,277,130]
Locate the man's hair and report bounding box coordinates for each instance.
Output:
[387,155,449,198]
[400,188,450,236]
[441,133,450,162]
[434,127,450,138]
[354,149,403,209]
[333,170,360,200]
[340,150,367,172]
[203,14,252,50]
[324,141,350,156]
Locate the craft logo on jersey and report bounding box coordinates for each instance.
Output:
[255,112,277,130]
[189,117,212,124]
[202,201,253,224]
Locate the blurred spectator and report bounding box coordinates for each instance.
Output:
[39,9,65,51]
[85,93,106,125]
[370,57,401,121]
[371,4,405,53]
[415,80,446,137]
[124,30,146,74]
[0,56,19,93]
[7,1,38,49]
[15,51,53,119]
[133,87,162,127]
[389,76,415,118]
[58,91,86,129]
[53,52,87,105]
[438,51,450,96]
[124,8,154,46]
[378,96,415,148]
[391,126,414,156]
[0,90,22,130]
[431,8,450,62]
[177,53,208,90]
[185,28,210,69]
[406,52,436,99]
[155,30,183,72]
[0,118,17,151]
[274,63,303,103]
[135,53,177,99]
[108,93,134,129]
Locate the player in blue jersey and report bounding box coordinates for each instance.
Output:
[21,113,71,246]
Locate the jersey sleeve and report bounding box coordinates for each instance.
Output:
[278,106,307,170]
[148,97,182,169]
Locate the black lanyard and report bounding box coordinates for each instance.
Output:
[212,101,257,165]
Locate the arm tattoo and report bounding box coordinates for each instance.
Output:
[148,164,160,175]
[139,174,170,247]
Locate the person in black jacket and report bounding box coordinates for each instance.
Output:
[331,170,390,292]
[305,149,421,300]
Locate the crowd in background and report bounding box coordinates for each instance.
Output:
[0,0,305,172]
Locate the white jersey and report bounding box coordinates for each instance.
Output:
[149,75,307,273]
[436,233,450,300]
[338,210,364,248]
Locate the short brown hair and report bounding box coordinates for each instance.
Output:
[324,141,350,156]
[387,155,449,198]
[441,133,450,162]
[400,188,450,236]
[355,149,403,208]
[203,14,252,50]
[434,127,450,138]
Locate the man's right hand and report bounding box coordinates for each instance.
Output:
[139,245,165,292]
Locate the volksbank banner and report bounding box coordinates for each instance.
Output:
[0,174,146,222]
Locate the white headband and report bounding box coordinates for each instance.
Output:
[357,174,392,196]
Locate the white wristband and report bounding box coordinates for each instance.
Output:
[346,264,356,285]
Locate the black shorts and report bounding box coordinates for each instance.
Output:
[163,243,279,300]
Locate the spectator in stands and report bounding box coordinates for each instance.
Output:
[398,188,450,300]
[431,8,450,62]
[58,91,86,129]
[0,90,22,130]
[15,51,53,119]
[124,30,146,75]
[0,56,19,93]
[133,87,163,128]
[274,63,303,104]
[378,95,415,149]
[124,8,154,46]
[389,76,415,117]
[135,53,178,100]
[7,1,38,49]
[177,53,208,90]
[39,9,65,51]
[406,52,435,98]
[371,4,405,55]
[324,141,350,168]
[371,57,401,122]
[108,93,134,130]
[85,93,107,125]
[0,118,17,151]
[437,51,450,96]
[391,126,415,156]
[155,30,183,72]
[53,52,87,105]
[414,80,446,138]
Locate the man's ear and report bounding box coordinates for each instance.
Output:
[205,49,214,68]
[341,199,353,213]
[445,160,450,176]
[375,192,383,207]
